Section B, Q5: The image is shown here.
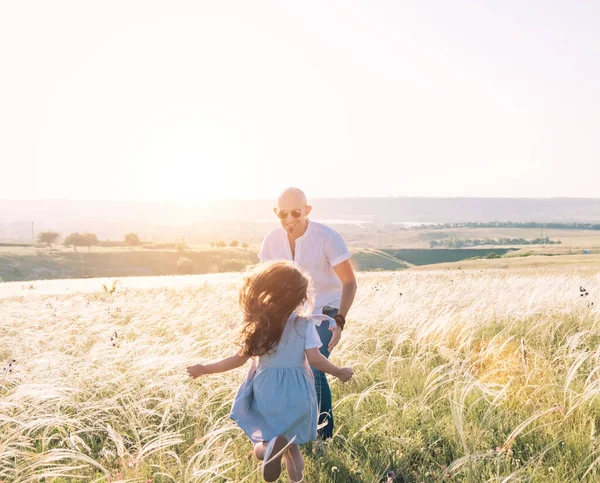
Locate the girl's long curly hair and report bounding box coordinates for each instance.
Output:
[237,261,312,358]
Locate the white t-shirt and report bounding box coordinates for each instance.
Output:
[258,220,352,313]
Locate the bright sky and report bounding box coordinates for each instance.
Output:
[1,1,598,201]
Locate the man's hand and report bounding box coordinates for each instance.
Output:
[186,364,206,379]
[328,325,343,352]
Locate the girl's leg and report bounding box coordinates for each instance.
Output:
[283,444,304,482]
[261,435,288,482]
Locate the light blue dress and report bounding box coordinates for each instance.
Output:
[230,314,322,444]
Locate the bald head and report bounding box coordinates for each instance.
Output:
[277,187,307,209]
[274,187,312,236]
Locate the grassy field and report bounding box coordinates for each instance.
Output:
[356,227,600,252]
[0,245,386,281]
[409,253,600,273]
[2,226,599,282]
[0,246,259,282]
[2,258,600,482]
[349,249,412,271]
[382,248,515,266]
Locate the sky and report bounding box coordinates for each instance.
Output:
[1,1,598,201]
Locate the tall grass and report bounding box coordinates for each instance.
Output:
[1,268,599,482]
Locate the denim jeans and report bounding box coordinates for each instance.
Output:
[311,306,338,439]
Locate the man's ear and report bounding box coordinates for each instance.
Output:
[273,207,279,215]
[305,205,312,216]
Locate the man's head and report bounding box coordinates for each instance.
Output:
[274,187,312,235]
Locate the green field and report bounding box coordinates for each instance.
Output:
[349,249,412,271]
[0,246,259,282]
[349,227,600,252]
[382,248,515,266]
[2,225,599,282]
[0,245,518,281]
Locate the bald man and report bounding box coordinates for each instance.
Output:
[258,187,357,440]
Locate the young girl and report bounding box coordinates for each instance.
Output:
[187,261,353,482]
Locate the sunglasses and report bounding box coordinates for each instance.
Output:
[275,209,303,219]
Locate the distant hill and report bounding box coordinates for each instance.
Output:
[1,197,600,242]
[313,197,600,224]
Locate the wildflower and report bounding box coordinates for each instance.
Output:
[331,466,339,473]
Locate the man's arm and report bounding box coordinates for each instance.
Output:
[334,259,357,319]
[328,259,357,352]
[187,353,250,378]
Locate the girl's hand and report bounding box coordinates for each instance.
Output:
[337,367,353,382]
[187,364,206,379]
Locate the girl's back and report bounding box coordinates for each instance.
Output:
[258,315,317,368]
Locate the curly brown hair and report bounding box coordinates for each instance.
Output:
[237,261,311,358]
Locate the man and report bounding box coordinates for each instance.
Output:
[258,187,357,439]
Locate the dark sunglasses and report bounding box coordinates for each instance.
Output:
[276,209,303,219]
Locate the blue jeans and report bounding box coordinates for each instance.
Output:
[310,306,338,440]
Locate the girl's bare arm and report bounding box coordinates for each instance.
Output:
[187,353,250,378]
[305,348,353,382]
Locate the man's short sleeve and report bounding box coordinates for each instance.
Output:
[325,230,351,267]
[305,321,322,350]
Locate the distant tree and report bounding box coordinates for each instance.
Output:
[124,233,141,248]
[37,231,60,248]
[63,232,98,252]
[241,242,249,250]
[230,240,239,247]
[64,233,86,252]
[82,233,99,251]
[210,242,215,248]
[215,241,226,249]
[176,243,187,252]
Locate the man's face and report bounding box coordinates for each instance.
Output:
[274,196,312,234]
